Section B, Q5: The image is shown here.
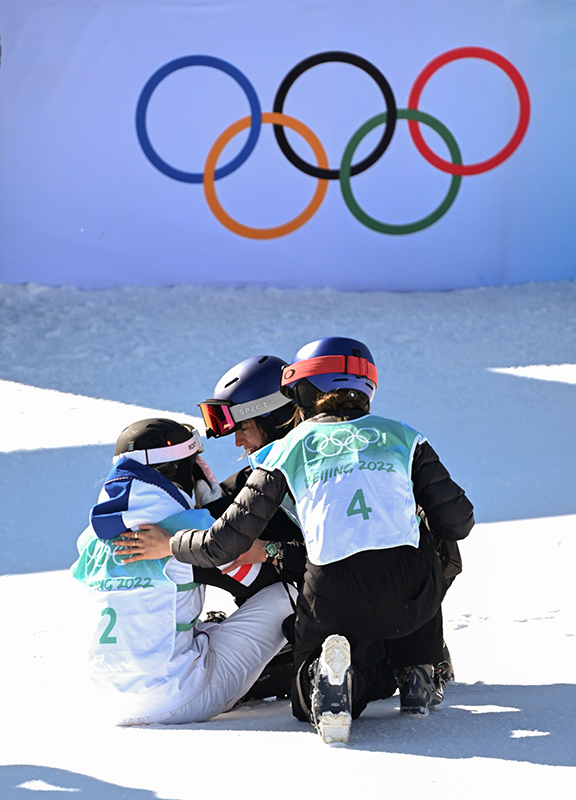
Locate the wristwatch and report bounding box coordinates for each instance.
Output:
[263,541,284,561]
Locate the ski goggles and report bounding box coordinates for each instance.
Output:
[199,391,291,438]
[198,400,238,439]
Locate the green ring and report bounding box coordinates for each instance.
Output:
[340,109,462,235]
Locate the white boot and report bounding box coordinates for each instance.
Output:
[311,635,353,744]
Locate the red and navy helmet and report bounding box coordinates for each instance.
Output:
[281,337,378,407]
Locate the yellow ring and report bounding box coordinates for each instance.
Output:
[203,112,329,239]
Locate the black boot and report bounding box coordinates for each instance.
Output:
[396,664,444,716]
[435,641,454,682]
[240,643,294,702]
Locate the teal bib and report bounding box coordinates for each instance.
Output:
[251,415,424,565]
[71,507,214,675]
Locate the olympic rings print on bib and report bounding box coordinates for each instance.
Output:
[304,427,382,457]
[136,48,530,238]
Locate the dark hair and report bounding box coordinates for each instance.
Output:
[289,388,371,425]
[254,403,296,444]
[313,389,370,415]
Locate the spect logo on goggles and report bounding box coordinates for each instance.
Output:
[136,48,530,239]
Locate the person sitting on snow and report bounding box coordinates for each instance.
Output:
[71,417,295,725]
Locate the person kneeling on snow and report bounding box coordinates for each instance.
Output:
[114,339,474,745]
[71,417,295,725]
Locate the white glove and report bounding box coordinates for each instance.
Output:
[193,455,223,507]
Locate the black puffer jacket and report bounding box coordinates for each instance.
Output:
[204,466,305,584]
[171,413,474,569]
[206,466,304,544]
[172,466,287,567]
[411,442,474,541]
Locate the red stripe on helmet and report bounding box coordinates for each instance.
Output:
[281,355,378,387]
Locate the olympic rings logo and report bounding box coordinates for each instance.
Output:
[85,537,125,570]
[304,427,381,457]
[136,48,530,239]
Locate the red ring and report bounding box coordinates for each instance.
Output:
[407,46,530,176]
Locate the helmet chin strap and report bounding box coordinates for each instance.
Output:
[155,458,194,499]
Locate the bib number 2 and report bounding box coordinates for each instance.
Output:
[346,488,372,521]
[99,607,118,644]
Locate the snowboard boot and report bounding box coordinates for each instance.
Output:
[396,664,444,717]
[310,634,353,744]
[240,643,295,702]
[435,641,454,683]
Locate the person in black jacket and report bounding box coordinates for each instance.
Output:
[197,354,306,588]
[118,337,474,744]
[196,354,307,701]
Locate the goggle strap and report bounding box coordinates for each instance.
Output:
[281,355,378,387]
[113,430,203,465]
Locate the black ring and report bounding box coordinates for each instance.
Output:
[272,51,397,180]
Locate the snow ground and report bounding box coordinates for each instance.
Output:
[1,280,575,798]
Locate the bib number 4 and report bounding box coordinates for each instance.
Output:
[346,488,372,521]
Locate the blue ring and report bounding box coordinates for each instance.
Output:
[136,55,261,184]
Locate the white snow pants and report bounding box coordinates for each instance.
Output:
[118,582,295,725]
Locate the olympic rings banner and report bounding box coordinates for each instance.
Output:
[135,48,530,239]
[1,0,575,291]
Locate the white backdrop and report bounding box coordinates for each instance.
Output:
[1,0,575,291]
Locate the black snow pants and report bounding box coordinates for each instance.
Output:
[291,533,445,721]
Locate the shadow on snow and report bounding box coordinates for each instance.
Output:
[160,682,576,767]
[0,765,157,800]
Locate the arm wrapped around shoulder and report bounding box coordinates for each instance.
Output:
[171,467,289,567]
[412,441,475,541]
